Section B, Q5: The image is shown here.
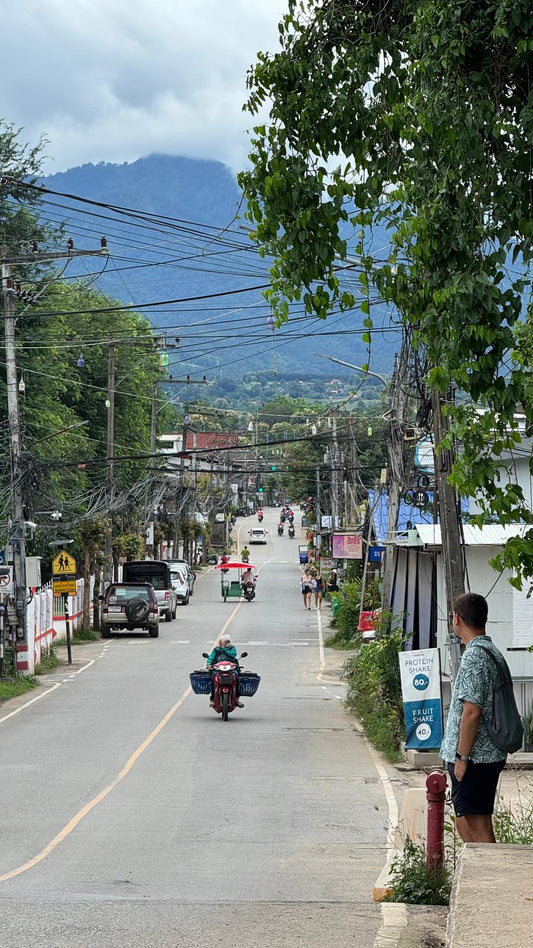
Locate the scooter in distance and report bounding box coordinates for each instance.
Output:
[277,523,284,536]
[242,579,256,601]
[288,524,295,538]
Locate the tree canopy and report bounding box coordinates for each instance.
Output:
[239,0,533,583]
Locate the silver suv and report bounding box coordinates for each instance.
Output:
[101,583,160,637]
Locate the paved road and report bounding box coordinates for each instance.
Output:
[0,510,395,947]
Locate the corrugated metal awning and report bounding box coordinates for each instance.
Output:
[414,523,527,547]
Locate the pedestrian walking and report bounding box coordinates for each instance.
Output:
[313,571,325,609]
[440,592,508,843]
[300,569,313,610]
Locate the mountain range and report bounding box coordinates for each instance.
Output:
[41,154,398,384]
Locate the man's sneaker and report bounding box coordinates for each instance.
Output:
[236,700,244,708]
[209,699,215,707]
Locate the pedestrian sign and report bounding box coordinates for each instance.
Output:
[52,551,77,575]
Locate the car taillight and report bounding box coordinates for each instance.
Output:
[164,591,170,601]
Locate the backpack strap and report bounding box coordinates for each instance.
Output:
[471,641,511,684]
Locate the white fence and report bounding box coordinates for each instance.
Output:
[18,578,94,674]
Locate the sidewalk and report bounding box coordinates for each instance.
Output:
[320,635,533,948]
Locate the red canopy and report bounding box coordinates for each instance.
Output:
[215,562,256,570]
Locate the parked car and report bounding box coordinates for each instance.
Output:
[170,567,189,605]
[100,582,160,638]
[121,560,177,622]
[248,527,268,544]
[206,553,219,565]
[167,559,196,596]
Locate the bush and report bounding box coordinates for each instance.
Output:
[325,576,380,649]
[343,622,406,760]
[383,838,452,905]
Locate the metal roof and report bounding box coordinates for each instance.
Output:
[414,523,527,547]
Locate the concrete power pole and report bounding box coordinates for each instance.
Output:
[104,342,115,582]
[381,346,410,619]
[432,389,464,681]
[2,257,27,651]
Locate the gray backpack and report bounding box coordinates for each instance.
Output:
[475,643,524,754]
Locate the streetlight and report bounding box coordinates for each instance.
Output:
[315,353,389,386]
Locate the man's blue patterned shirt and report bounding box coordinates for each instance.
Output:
[440,635,507,764]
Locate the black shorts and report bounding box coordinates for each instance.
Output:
[447,759,505,817]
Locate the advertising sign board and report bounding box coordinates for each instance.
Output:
[398,647,443,750]
[331,533,362,559]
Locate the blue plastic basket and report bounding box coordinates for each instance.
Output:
[190,671,211,695]
[239,673,261,697]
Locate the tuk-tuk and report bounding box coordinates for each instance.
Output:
[215,561,256,601]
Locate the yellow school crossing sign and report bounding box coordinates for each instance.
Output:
[52,550,77,575]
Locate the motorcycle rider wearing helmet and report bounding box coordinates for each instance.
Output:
[206,633,244,708]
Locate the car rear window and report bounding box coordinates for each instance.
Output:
[170,571,184,583]
[108,586,150,601]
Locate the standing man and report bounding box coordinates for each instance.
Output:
[440,593,507,843]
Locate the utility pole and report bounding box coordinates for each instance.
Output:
[1,240,109,666]
[381,346,410,620]
[432,389,464,680]
[104,342,115,582]
[2,256,27,650]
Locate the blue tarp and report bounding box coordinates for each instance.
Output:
[369,490,469,544]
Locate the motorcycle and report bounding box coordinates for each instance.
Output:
[257,513,264,522]
[242,580,256,601]
[277,523,284,536]
[288,524,295,538]
[202,650,248,721]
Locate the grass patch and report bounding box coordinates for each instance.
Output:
[324,628,362,650]
[0,675,39,703]
[54,628,99,646]
[494,780,533,844]
[34,648,62,674]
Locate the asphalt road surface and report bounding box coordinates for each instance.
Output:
[0,509,398,947]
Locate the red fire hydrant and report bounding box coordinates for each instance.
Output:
[426,769,447,871]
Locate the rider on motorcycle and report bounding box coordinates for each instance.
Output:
[241,566,255,590]
[206,633,243,708]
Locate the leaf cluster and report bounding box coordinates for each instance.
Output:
[240,1,533,583]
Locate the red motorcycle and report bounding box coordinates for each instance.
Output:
[202,650,248,721]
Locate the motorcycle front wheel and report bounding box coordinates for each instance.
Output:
[221,691,229,721]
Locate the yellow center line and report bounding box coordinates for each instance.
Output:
[0,684,192,883]
[0,549,271,883]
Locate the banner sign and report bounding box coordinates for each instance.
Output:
[398,648,443,750]
[369,545,385,562]
[331,533,362,559]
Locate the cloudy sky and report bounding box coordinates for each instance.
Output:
[2,0,288,175]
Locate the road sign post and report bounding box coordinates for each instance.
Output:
[62,593,72,665]
[53,551,76,665]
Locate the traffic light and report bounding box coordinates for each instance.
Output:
[258,486,264,493]
[270,465,276,471]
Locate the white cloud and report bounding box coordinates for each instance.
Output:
[2,0,287,173]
